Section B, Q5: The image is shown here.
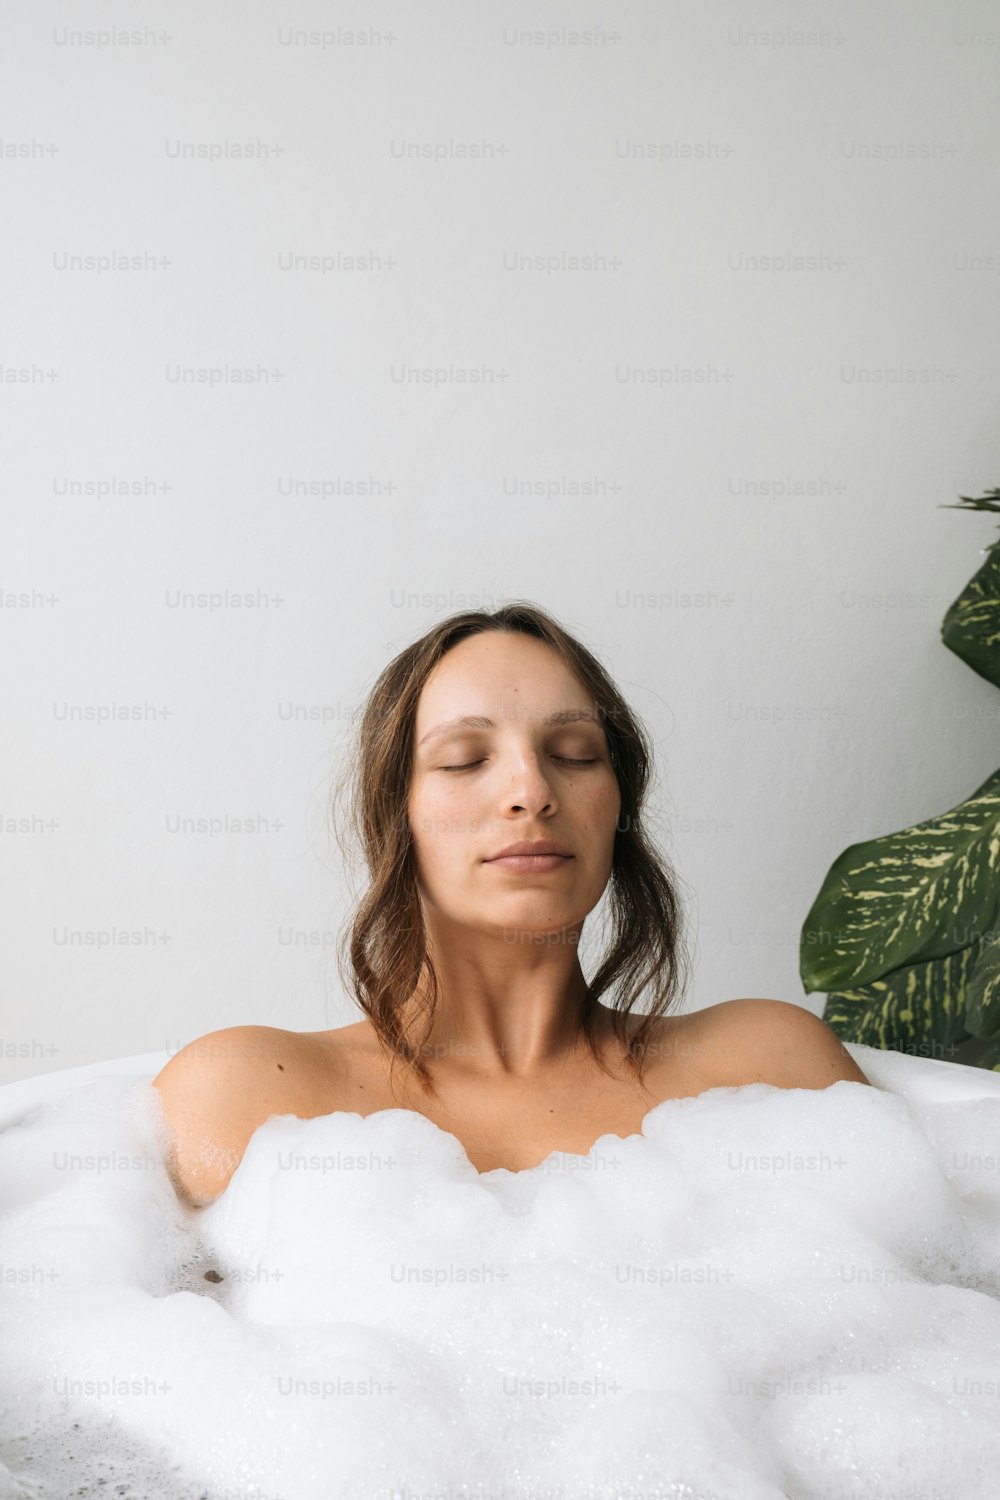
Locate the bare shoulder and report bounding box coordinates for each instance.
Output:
[151,1024,331,1209]
[684,999,872,1091]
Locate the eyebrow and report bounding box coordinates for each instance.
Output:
[417,708,599,748]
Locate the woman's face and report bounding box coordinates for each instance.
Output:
[407,632,622,939]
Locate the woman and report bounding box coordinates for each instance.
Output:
[154,601,869,1206]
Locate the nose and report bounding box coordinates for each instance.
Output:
[500,751,557,815]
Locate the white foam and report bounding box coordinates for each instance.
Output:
[1,1072,1000,1499]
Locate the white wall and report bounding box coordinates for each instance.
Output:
[4,0,999,1083]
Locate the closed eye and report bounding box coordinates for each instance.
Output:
[440,758,598,772]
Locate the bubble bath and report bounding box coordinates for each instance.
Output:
[1,1047,1000,1500]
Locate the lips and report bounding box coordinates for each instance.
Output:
[486,841,573,860]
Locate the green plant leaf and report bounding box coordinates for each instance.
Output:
[938,485,1000,515]
[820,941,978,1058]
[941,543,1000,689]
[962,926,1000,1040]
[800,767,1000,994]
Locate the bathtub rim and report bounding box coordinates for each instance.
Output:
[0,1049,173,1133]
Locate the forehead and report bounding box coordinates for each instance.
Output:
[414,633,592,729]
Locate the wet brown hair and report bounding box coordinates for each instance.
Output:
[331,600,691,1100]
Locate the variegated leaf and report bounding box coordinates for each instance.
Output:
[801,766,1000,993]
[962,927,1000,1039]
[820,940,980,1059]
[941,542,1000,689]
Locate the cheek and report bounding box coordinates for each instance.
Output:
[596,774,622,823]
[407,779,480,850]
[570,779,620,861]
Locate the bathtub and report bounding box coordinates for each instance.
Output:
[2,1036,1000,1500]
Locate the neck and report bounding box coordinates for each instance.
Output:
[397,965,601,1082]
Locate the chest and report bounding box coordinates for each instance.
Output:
[313,1040,710,1174]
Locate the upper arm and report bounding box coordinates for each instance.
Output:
[151,1026,289,1209]
[709,999,872,1091]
